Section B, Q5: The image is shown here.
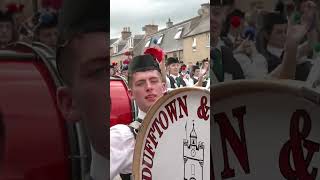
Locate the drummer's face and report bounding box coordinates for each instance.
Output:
[0,21,13,45]
[57,32,108,158]
[211,6,225,45]
[129,70,165,113]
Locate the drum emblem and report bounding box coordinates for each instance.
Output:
[184,121,205,180]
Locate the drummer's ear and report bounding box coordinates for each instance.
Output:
[56,86,81,122]
[161,82,166,93]
[128,89,135,100]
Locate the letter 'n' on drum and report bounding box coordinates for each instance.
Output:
[211,80,320,179]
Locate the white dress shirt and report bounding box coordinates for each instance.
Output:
[110,109,146,179]
[234,51,268,79]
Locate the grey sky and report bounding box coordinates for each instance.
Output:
[110,0,209,39]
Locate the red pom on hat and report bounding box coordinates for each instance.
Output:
[124,51,131,56]
[230,16,241,28]
[144,47,165,63]
[181,65,186,71]
[6,3,19,13]
[123,59,130,65]
[6,3,24,13]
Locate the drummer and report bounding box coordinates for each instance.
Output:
[55,0,108,179]
[110,54,166,179]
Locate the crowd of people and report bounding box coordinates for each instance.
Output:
[111,55,210,90]
[0,2,58,50]
[212,0,320,90]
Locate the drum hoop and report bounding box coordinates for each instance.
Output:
[212,80,320,105]
[132,87,209,179]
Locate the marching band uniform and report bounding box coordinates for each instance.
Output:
[211,38,245,84]
[110,55,162,180]
[166,57,188,89]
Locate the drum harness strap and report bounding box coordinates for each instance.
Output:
[120,118,142,180]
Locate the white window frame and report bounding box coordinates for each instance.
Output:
[157,35,163,45]
[145,39,151,47]
[174,27,183,39]
[114,45,118,53]
[192,37,197,51]
[206,34,210,48]
[129,37,133,48]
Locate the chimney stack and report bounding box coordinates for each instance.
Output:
[121,27,132,40]
[166,18,173,28]
[198,3,209,17]
[142,24,158,36]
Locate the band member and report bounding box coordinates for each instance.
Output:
[166,57,188,88]
[0,10,16,48]
[110,54,166,179]
[211,0,245,83]
[191,65,201,85]
[55,0,108,179]
[34,11,58,50]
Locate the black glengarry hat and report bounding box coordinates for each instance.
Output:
[166,57,179,66]
[128,54,160,74]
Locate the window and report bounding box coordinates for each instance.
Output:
[192,37,197,51]
[157,35,163,45]
[191,164,195,175]
[129,37,133,48]
[114,45,118,53]
[145,39,151,47]
[174,27,183,39]
[173,52,177,58]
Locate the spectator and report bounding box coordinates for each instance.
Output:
[0,11,17,48]
[34,11,58,50]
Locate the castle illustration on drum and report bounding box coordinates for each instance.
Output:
[183,121,204,180]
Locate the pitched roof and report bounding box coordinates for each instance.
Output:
[110,38,118,46]
[133,16,200,56]
[112,34,144,57]
[184,15,209,37]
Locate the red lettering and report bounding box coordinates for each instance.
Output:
[165,99,178,123]
[151,118,163,138]
[142,167,152,180]
[214,106,250,178]
[147,128,158,150]
[177,95,188,118]
[279,110,319,180]
[158,110,169,130]
[142,148,153,169]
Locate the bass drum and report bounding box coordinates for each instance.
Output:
[0,42,89,180]
[110,76,136,127]
[211,80,320,180]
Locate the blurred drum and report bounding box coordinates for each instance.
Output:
[133,87,210,180]
[0,44,87,180]
[110,76,135,127]
[211,80,320,180]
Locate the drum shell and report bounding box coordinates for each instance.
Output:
[110,77,134,127]
[0,47,73,180]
